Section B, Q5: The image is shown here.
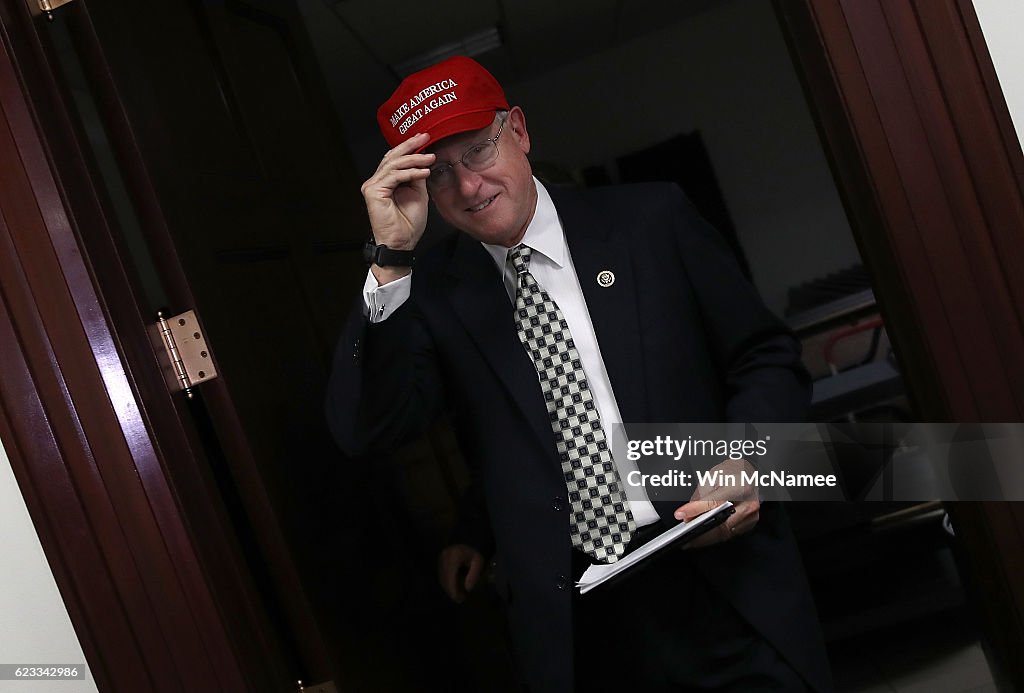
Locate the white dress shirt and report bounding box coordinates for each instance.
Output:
[362,177,659,526]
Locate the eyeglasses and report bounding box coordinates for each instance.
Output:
[427,116,507,190]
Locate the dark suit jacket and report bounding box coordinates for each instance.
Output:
[327,183,831,693]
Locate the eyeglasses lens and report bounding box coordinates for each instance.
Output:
[427,119,504,189]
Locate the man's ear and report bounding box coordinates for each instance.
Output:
[508,106,531,155]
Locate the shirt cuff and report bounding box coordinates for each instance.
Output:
[362,269,412,323]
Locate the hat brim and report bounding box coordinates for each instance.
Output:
[412,109,502,152]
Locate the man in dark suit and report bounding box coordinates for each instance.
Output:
[328,56,831,692]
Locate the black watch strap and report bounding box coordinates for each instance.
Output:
[363,241,415,268]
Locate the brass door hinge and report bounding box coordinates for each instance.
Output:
[152,310,218,399]
[38,0,74,20]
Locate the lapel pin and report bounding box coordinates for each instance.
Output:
[597,270,615,288]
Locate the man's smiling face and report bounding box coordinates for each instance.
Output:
[425,108,538,248]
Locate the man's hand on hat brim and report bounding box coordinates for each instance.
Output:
[360,132,434,271]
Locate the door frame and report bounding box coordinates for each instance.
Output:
[1,0,1022,690]
[0,0,316,689]
[774,2,1024,688]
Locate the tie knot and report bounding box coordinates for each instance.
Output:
[508,244,532,275]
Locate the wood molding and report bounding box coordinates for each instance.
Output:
[774,0,954,420]
[775,1,1024,689]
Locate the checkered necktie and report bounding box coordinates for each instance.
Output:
[508,244,635,563]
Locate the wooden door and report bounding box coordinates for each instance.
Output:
[775,0,1024,688]
[27,0,474,688]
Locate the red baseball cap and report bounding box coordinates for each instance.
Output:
[376,56,509,152]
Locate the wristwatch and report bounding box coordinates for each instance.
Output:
[363,241,415,268]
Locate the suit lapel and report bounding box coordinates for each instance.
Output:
[548,186,651,427]
[444,235,555,455]
[442,185,652,461]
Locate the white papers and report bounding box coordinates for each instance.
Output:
[575,501,735,595]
